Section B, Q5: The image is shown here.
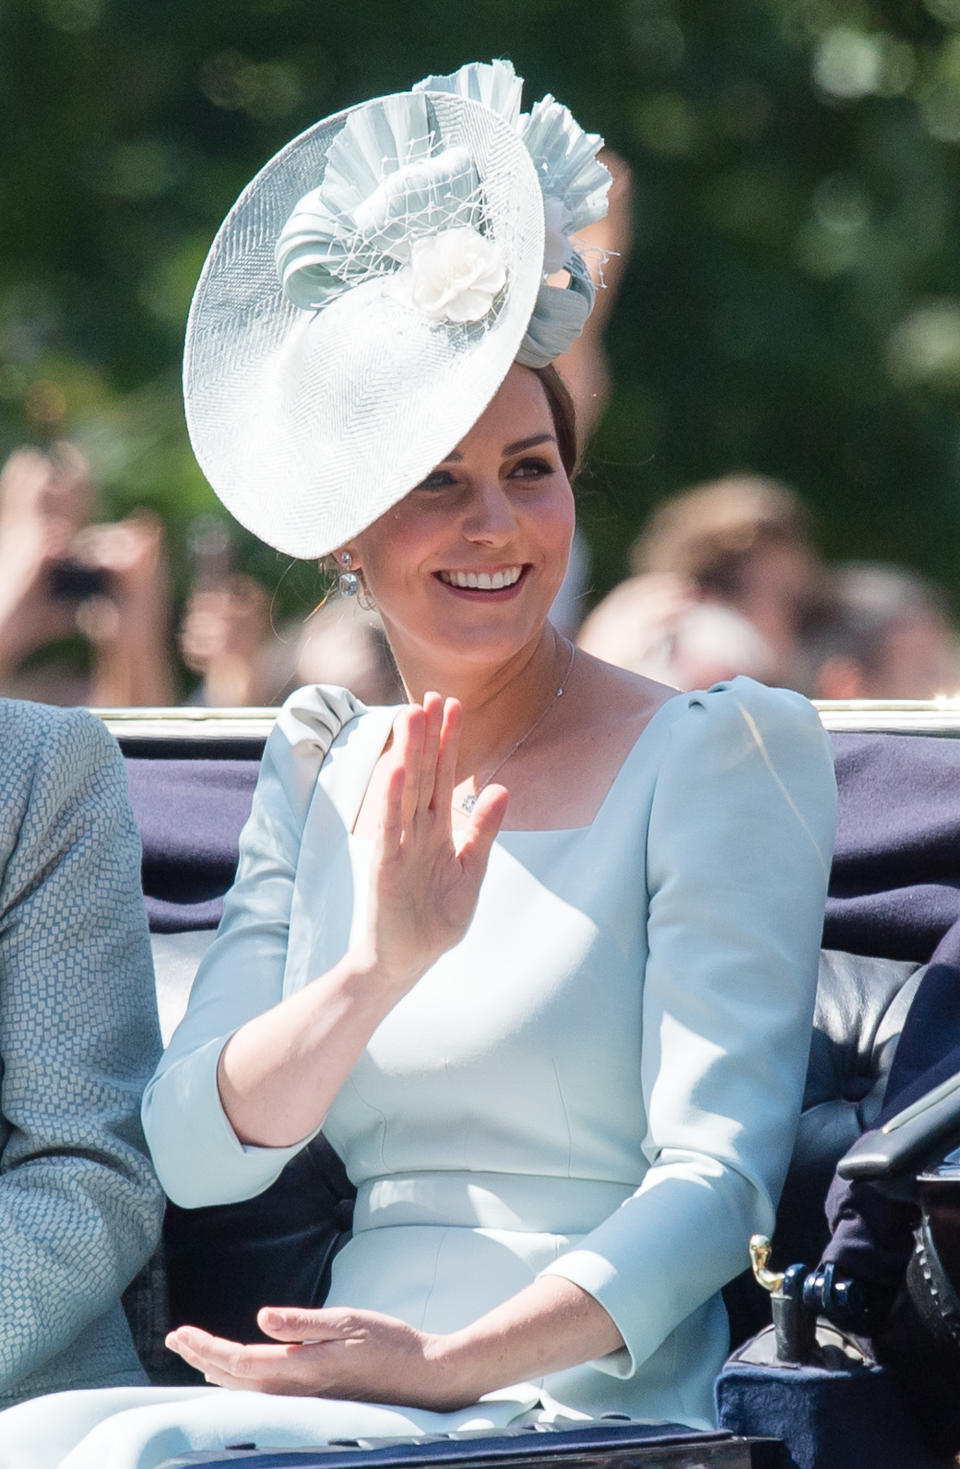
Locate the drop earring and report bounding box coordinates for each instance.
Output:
[337,550,359,598]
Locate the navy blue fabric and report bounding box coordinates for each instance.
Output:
[822,733,960,1287]
[151,1422,746,1469]
[825,732,960,973]
[716,1350,952,1469]
[125,758,260,932]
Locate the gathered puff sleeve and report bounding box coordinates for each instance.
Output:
[142,684,364,1209]
[539,679,837,1378]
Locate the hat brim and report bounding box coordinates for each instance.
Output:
[184,91,545,559]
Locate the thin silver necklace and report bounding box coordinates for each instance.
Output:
[458,640,577,814]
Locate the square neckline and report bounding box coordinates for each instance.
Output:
[346,686,690,840]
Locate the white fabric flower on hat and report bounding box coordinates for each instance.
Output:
[407,226,507,323]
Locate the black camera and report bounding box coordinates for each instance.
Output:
[48,561,112,601]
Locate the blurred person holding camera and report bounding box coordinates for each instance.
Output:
[0,442,176,706]
[579,474,823,692]
[178,517,404,708]
[178,516,276,707]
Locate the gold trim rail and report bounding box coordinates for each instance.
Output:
[95,699,960,744]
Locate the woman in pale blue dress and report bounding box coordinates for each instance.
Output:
[0,60,837,1469]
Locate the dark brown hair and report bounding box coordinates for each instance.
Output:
[631,474,812,592]
[531,363,579,479]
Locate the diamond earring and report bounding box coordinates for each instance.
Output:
[337,550,359,597]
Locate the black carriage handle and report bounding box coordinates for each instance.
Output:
[837,1070,960,1182]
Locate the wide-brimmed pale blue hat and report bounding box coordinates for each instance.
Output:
[184,61,610,559]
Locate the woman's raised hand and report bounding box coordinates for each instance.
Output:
[365,693,508,991]
[212,694,507,1153]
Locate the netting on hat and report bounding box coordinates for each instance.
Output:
[276,93,507,330]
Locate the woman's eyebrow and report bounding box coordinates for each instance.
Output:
[437,433,557,466]
[504,433,557,455]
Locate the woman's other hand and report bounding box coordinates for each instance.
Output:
[165,1277,623,1408]
[364,693,508,991]
[166,1309,462,1409]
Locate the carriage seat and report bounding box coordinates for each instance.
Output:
[117,728,932,1379]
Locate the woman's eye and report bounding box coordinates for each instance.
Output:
[510,458,553,479]
[414,469,456,492]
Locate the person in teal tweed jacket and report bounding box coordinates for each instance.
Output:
[0,698,164,1407]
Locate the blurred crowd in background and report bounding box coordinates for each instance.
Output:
[9,2,960,706]
[2,146,957,709]
[2,436,955,710]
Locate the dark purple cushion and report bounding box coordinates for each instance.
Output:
[125,758,259,932]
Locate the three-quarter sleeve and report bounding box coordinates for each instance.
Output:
[540,679,837,1378]
[142,685,362,1207]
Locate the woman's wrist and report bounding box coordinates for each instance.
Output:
[217,945,431,1150]
[343,940,431,1000]
[420,1278,626,1408]
[423,1329,500,1409]
[416,1328,514,1412]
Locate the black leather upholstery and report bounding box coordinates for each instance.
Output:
[783,949,924,1268]
[723,949,923,1346]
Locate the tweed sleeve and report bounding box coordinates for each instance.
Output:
[0,703,164,1397]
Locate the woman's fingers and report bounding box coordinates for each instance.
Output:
[432,697,462,815]
[417,692,444,813]
[377,760,406,861]
[168,1325,302,1376]
[166,1326,261,1383]
[167,1311,431,1400]
[368,694,500,983]
[400,706,425,831]
[258,1305,348,1342]
[384,698,460,835]
[167,1326,317,1394]
[457,782,509,886]
[386,705,423,834]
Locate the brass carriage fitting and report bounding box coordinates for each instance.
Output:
[749,1234,786,1295]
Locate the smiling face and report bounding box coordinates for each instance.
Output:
[347,365,576,685]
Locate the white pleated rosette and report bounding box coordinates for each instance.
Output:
[184,62,609,558]
[414,62,611,367]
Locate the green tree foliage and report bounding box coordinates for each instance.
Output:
[3,0,960,605]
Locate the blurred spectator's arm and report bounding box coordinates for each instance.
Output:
[577,572,694,679]
[79,513,178,707]
[178,573,272,707]
[0,447,83,687]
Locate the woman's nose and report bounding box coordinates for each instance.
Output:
[462,481,516,542]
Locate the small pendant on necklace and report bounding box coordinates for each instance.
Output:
[460,792,478,814]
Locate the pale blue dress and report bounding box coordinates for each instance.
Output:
[0,677,837,1469]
